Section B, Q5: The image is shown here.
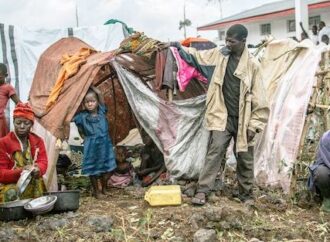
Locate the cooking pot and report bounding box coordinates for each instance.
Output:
[44,190,80,212]
[0,199,32,221]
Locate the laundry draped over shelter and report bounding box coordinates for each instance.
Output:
[46,48,96,111]
[12,28,327,193]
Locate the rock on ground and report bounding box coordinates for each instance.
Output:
[193,228,217,242]
[87,215,113,232]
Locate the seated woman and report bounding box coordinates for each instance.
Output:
[308,130,330,212]
[0,103,48,203]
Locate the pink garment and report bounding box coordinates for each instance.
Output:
[0,83,15,118]
[170,47,207,92]
[108,171,132,188]
[0,84,15,137]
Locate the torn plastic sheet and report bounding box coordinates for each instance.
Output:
[113,62,209,179]
[254,44,321,193]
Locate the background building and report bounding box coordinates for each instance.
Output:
[198,0,330,46]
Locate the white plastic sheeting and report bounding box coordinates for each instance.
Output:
[32,121,59,192]
[113,62,209,179]
[0,23,126,128]
[254,43,321,193]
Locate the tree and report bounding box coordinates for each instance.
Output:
[207,0,226,18]
[179,19,192,39]
[178,1,192,39]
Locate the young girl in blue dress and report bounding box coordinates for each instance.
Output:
[73,87,116,199]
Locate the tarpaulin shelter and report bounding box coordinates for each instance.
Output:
[254,39,324,193]
[29,34,209,190]
[0,22,127,128]
[27,30,326,193]
[29,37,137,190]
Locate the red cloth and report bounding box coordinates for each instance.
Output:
[0,83,16,118]
[0,132,48,184]
[13,102,35,123]
[0,116,8,138]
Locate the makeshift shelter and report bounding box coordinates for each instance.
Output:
[28,30,327,193]
[29,37,136,190]
[29,34,210,190]
[0,22,127,127]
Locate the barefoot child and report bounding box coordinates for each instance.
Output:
[0,63,20,137]
[73,87,116,199]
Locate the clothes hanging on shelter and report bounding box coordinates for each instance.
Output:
[170,47,208,92]
[115,32,165,61]
[46,48,96,111]
[155,48,178,91]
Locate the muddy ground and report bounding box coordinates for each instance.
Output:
[1,178,330,242]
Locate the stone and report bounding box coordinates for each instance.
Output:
[204,207,223,222]
[48,218,69,230]
[248,238,263,242]
[208,193,221,203]
[87,215,113,232]
[189,213,205,230]
[193,229,217,242]
[0,227,16,241]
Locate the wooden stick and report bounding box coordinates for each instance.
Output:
[315,104,330,109]
[315,69,330,76]
[167,88,173,102]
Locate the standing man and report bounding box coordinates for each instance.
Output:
[318,21,330,44]
[310,25,319,45]
[172,24,269,204]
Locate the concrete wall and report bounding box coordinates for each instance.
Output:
[216,7,330,46]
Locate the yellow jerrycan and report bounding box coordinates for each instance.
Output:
[144,185,182,206]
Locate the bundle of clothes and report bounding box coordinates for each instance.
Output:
[114,32,216,97]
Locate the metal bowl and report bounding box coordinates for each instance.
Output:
[44,190,80,212]
[0,199,32,221]
[17,169,33,195]
[24,195,57,215]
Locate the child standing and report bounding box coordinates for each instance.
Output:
[0,63,20,137]
[73,87,116,199]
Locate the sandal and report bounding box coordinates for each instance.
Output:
[191,192,206,205]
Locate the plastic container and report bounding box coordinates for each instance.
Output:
[144,185,182,206]
[0,199,32,221]
[44,190,80,212]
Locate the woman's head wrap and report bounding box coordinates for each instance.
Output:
[13,102,35,123]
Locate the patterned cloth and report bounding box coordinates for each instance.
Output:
[0,142,45,203]
[73,104,117,176]
[115,32,163,60]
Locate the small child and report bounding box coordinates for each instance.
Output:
[73,86,116,199]
[0,63,20,137]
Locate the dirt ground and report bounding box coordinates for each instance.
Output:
[1,179,330,242]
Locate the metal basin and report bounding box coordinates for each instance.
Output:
[44,190,80,212]
[24,195,57,215]
[0,199,32,221]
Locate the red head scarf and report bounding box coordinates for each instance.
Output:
[13,102,35,123]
